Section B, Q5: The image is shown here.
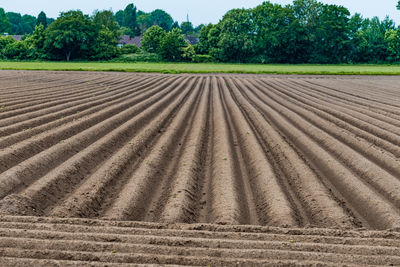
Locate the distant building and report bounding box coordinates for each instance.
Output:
[2,33,23,41]
[184,35,199,46]
[11,35,23,41]
[118,35,142,48]
[118,34,199,48]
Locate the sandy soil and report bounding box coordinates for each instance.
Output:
[0,70,399,265]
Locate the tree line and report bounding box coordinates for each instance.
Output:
[1,0,400,63]
[195,0,400,63]
[0,3,202,61]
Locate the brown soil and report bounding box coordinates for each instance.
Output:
[0,70,399,266]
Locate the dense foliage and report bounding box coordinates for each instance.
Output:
[1,1,400,63]
[141,25,166,53]
[194,0,400,63]
[0,8,11,33]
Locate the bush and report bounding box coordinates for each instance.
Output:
[158,28,187,61]
[193,54,215,63]
[3,41,33,60]
[248,55,273,64]
[182,45,195,61]
[119,44,139,54]
[112,52,162,62]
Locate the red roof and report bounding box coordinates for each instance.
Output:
[118,35,142,47]
[118,34,199,47]
[11,35,23,41]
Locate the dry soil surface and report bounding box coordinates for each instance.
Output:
[0,70,399,266]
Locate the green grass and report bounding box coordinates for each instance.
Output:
[1,61,400,75]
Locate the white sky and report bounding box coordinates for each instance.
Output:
[1,0,399,26]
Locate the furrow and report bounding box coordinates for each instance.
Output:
[0,78,97,99]
[0,75,147,113]
[0,77,193,216]
[280,79,400,138]
[0,77,119,114]
[198,77,244,224]
[236,78,400,229]
[0,76,152,126]
[102,78,202,220]
[219,77,299,226]
[2,72,400,266]
[0,77,187,202]
[256,80,400,179]
[0,258,145,267]
[1,218,399,247]
[0,77,178,174]
[48,78,198,219]
[2,228,400,257]
[308,78,400,107]
[0,76,172,150]
[158,78,210,223]
[227,78,357,229]
[250,79,400,209]
[141,79,208,223]
[265,79,400,158]
[1,247,374,267]
[0,76,164,138]
[299,79,400,117]
[0,239,398,266]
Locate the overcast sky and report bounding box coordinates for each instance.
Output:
[1,0,399,26]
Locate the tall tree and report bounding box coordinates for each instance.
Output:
[397,1,400,10]
[115,10,123,26]
[195,23,213,54]
[0,36,15,59]
[159,28,187,61]
[171,21,180,30]
[215,8,255,62]
[46,18,55,26]
[149,9,173,32]
[0,8,11,33]
[312,4,351,63]
[141,25,166,53]
[5,12,22,34]
[25,24,46,58]
[291,0,323,62]
[37,11,47,28]
[385,29,400,61]
[180,21,194,34]
[20,14,37,34]
[194,24,204,34]
[91,10,120,60]
[348,13,364,62]
[122,3,139,36]
[93,10,119,33]
[352,16,395,62]
[44,11,96,61]
[137,11,151,32]
[253,2,299,63]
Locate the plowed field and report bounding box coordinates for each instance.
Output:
[0,70,399,266]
